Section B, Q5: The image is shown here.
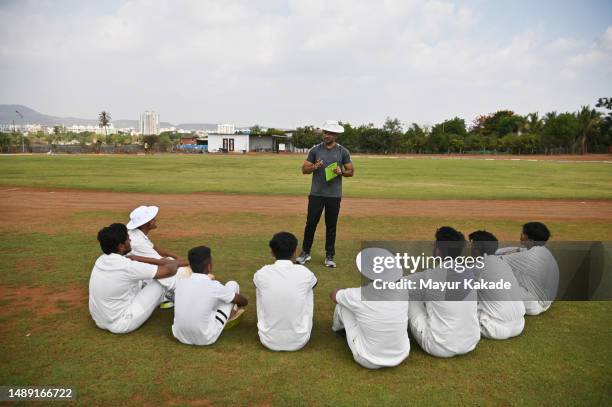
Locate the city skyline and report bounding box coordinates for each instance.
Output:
[0,0,611,128]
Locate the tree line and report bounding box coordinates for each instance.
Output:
[292,99,612,155]
[1,98,610,154]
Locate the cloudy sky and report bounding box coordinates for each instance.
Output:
[0,0,610,128]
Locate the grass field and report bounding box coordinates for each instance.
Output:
[1,154,611,199]
[0,154,611,406]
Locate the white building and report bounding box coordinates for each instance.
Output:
[68,124,117,134]
[140,111,160,135]
[207,133,249,152]
[216,123,235,134]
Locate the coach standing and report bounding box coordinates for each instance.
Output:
[296,120,354,268]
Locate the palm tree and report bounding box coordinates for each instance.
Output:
[576,106,601,154]
[523,112,542,134]
[98,111,111,137]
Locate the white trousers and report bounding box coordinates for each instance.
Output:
[408,300,458,358]
[479,312,525,340]
[207,281,240,345]
[112,280,165,334]
[524,300,551,316]
[332,304,381,370]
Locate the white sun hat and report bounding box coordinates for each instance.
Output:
[321,120,344,134]
[126,205,159,230]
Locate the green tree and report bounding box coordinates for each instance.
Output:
[405,123,427,153]
[250,125,262,136]
[595,97,612,152]
[0,132,14,152]
[357,124,387,153]
[292,126,319,149]
[381,117,404,153]
[523,112,543,134]
[541,112,579,153]
[576,105,601,154]
[430,117,467,153]
[158,134,172,152]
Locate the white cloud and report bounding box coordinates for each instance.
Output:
[0,0,609,127]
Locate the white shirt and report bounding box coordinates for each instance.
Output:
[128,228,161,259]
[172,273,236,345]
[418,267,480,355]
[336,287,410,367]
[477,255,525,323]
[501,246,559,307]
[253,260,317,351]
[89,253,158,332]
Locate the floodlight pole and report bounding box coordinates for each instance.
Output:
[16,110,24,153]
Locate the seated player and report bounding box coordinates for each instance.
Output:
[89,223,179,334]
[469,230,525,339]
[254,232,317,351]
[497,222,559,315]
[172,246,248,346]
[126,205,189,307]
[408,227,480,358]
[330,277,410,369]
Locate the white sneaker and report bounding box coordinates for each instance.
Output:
[324,256,336,268]
[295,251,311,265]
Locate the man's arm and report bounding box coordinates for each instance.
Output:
[302,159,323,174]
[232,293,248,307]
[154,259,179,279]
[152,245,189,267]
[341,162,354,177]
[127,254,169,266]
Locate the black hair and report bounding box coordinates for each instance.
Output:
[269,232,298,260]
[468,230,499,256]
[435,226,466,259]
[522,222,551,245]
[97,223,128,255]
[188,246,212,274]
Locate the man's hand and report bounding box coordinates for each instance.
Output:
[330,288,342,304]
[302,159,324,174]
[333,166,343,175]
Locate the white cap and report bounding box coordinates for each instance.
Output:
[321,120,344,134]
[126,205,159,230]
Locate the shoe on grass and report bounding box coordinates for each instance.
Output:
[159,300,174,309]
[224,308,245,330]
[324,256,336,268]
[295,251,311,265]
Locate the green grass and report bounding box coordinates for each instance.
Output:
[1,154,611,199]
[1,155,610,405]
[1,210,611,406]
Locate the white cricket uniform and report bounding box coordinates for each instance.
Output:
[172,274,239,346]
[408,267,480,358]
[332,287,410,369]
[477,255,525,339]
[89,253,164,334]
[254,260,317,351]
[499,246,559,315]
[128,228,177,291]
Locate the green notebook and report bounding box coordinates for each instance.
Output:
[325,162,339,182]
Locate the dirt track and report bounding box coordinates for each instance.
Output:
[1,187,611,222]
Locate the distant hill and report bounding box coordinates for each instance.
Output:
[0,105,217,130]
[174,123,218,131]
